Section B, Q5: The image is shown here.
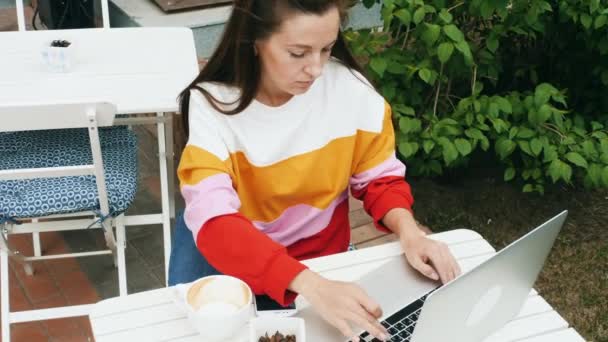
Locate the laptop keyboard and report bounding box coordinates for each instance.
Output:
[357,291,433,342]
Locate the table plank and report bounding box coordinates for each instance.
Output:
[302,229,485,273]
[0,27,199,114]
[485,311,568,342]
[517,328,585,342]
[89,229,580,341]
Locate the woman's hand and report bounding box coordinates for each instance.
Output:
[400,232,462,284]
[290,269,389,341]
[382,208,462,284]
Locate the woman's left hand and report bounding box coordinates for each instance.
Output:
[400,232,462,284]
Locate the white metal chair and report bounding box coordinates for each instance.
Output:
[0,102,135,342]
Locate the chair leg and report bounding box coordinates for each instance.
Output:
[0,225,33,276]
[115,215,128,297]
[1,247,11,342]
[99,218,118,267]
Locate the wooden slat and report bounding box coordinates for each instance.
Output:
[351,222,389,245]
[356,233,398,248]
[348,195,364,212]
[349,209,374,229]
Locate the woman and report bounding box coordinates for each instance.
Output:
[169,0,461,340]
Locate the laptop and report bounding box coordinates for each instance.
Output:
[299,211,568,341]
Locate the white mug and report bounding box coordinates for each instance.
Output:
[185,275,253,341]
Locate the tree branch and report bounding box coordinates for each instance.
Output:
[433,63,444,117]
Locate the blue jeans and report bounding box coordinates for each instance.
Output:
[168,211,222,286]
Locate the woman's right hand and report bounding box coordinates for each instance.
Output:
[290,269,389,341]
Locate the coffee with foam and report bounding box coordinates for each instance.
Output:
[187,276,250,313]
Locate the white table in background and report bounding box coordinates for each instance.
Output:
[0,27,199,281]
[89,229,585,341]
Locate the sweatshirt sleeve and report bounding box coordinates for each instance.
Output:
[349,102,415,232]
[177,91,307,305]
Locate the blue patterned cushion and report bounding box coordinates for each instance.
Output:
[0,127,138,220]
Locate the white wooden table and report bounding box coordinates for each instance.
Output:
[89,229,585,341]
[0,27,199,281]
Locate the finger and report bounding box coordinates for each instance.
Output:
[453,253,462,277]
[429,243,451,284]
[445,247,461,281]
[444,244,461,281]
[346,306,389,341]
[333,318,355,341]
[410,255,439,280]
[440,246,456,282]
[352,287,383,318]
[433,245,453,283]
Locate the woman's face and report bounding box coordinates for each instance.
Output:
[255,6,340,101]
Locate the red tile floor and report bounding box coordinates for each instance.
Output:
[0,232,97,341]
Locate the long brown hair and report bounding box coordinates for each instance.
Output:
[179,0,368,137]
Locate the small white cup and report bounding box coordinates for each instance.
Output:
[41,40,75,73]
[250,317,306,342]
[185,275,253,341]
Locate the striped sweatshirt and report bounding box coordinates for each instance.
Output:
[177,60,414,306]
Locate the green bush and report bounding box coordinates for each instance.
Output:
[347,0,608,193]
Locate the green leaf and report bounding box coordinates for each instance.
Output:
[600,138,608,155]
[590,0,600,13]
[398,142,419,158]
[534,83,555,108]
[581,14,592,29]
[602,166,608,186]
[565,152,588,168]
[465,128,485,140]
[413,7,426,24]
[486,33,499,53]
[582,140,598,158]
[394,9,412,26]
[479,1,494,18]
[394,104,415,116]
[480,137,490,151]
[504,167,516,181]
[509,127,519,140]
[437,43,454,63]
[455,41,474,65]
[438,9,453,23]
[423,140,435,154]
[549,159,573,183]
[595,15,607,29]
[530,138,543,156]
[537,104,552,123]
[517,127,536,139]
[518,140,533,156]
[602,70,608,86]
[421,24,441,45]
[438,138,459,165]
[428,160,442,174]
[495,138,516,159]
[419,68,433,84]
[495,97,512,113]
[370,57,387,77]
[399,117,422,134]
[552,93,568,108]
[588,163,602,186]
[522,184,534,193]
[455,138,473,156]
[443,24,465,42]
